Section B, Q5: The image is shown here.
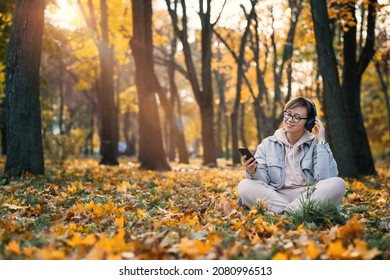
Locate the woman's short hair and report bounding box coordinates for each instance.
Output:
[284,97,314,118]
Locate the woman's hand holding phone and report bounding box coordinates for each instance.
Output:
[238,148,258,174]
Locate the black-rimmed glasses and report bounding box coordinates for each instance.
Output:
[283,110,308,123]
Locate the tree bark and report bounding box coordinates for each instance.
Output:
[231,2,256,164]
[342,0,377,175]
[76,0,119,165]
[309,0,358,177]
[214,64,230,159]
[0,101,6,155]
[97,0,119,165]
[166,0,219,166]
[375,58,390,131]
[131,0,170,170]
[5,0,45,176]
[166,25,189,163]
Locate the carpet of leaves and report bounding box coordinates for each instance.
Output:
[0,158,389,260]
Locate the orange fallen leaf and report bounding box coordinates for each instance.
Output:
[326,240,345,259]
[305,241,321,260]
[272,252,289,260]
[6,240,20,255]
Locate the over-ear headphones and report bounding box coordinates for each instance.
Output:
[304,99,317,132]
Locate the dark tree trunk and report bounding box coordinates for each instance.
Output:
[131,0,170,170]
[309,0,358,177]
[97,0,118,165]
[4,0,45,177]
[214,62,230,159]
[123,108,135,156]
[166,28,189,163]
[0,2,14,156]
[125,111,137,156]
[58,60,65,135]
[153,73,189,164]
[375,58,390,131]
[239,102,247,148]
[342,0,377,175]
[84,111,94,156]
[166,0,218,166]
[76,0,118,165]
[0,101,6,155]
[215,71,223,158]
[199,2,217,166]
[231,2,256,164]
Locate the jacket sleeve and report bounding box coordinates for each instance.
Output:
[313,142,339,179]
[244,141,271,183]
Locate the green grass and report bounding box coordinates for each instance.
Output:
[285,200,348,230]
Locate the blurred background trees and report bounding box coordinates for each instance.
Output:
[0,0,388,177]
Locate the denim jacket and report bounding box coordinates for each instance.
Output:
[245,129,339,189]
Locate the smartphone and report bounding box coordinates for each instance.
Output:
[238,147,257,163]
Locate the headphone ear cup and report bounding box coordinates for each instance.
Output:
[305,118,315,132]
[305,99,317,132]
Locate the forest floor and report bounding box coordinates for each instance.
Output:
[0,157,389,260]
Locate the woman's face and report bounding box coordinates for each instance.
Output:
[283,106,308,134]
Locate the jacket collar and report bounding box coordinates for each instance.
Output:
[270,128,314,147]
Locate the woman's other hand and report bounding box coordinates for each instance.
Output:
[313,119,326,143]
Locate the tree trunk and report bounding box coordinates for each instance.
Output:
[231,2,256,164]
[5,0,45,176]
[239,102,247,148]
[97,0,118,165]
[167,30,189,163]
[0,3,14,156]
[123,108,135,156]
[214,64,229,159]
[0,101,6,155]
[342,0,377,175]
[131,0,170,170]
[199,0,217,166]
[76,0,119,165]
[309,0,358,177]
[375,59,390,131]
[166,0,218,166]
[125,111,137,156]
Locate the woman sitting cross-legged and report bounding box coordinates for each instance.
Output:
[238,97,346,213]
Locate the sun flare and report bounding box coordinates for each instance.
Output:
[46,0,81,30]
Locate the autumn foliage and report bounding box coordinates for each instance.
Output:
[0,157,388,260]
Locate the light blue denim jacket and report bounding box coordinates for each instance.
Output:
[245,129,339,189]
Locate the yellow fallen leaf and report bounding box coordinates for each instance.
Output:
[177,238,195,258]
[115,217,125,228]
[85,244,105,260]
[39,247,66,260]
[22,246,36,259]
[83,234,97,246]
[305,241,321,260]
[272,252,289,260]
[6,240,20,255]
[296,223,304,234]
[326,240,345,259]
[340,216,362,243]
[68,234,83,247]
[85,200,95,212]
[352,239,381,260]
[92,206,105,218]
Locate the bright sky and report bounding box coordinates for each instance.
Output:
[47,0,255,30]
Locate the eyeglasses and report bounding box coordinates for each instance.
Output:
[283,111,308,123]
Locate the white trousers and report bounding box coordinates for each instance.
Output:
[238,177,346,213]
